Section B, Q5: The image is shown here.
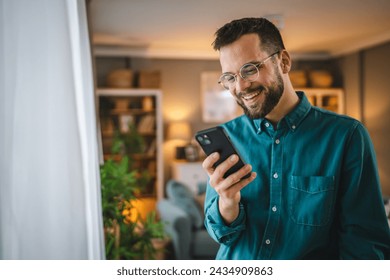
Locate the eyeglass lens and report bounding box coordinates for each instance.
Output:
[240,64,259,80]
[219,63,259,90]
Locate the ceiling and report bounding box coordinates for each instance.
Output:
[88,0,390,60]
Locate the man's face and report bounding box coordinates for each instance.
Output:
[219,34,284,119]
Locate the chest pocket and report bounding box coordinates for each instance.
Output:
[289,175,335,226]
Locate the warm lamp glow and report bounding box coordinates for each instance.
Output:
[164,106,191,121]
[123,197,156,223]
[167,121,191,141]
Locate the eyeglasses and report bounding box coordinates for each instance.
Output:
[218,51,280,90]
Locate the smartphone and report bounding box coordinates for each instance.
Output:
[195,126,250,179]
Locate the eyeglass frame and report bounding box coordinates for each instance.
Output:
[218,50,281,90]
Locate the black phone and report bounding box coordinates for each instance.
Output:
[195,126,250,179]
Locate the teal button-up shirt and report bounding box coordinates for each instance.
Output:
[204,92,390,259]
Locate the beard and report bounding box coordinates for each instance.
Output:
[236,68,284,119]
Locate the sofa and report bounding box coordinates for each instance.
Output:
[157,179,219,259]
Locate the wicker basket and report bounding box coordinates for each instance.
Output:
[289,70,308,87]
[309,71,333,88]
[106,69,133,88]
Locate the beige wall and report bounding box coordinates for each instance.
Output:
[339,42,390,197]
[363,43,390,197]
[339,53,362,121]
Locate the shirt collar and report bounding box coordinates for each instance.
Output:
[253,91,311,134]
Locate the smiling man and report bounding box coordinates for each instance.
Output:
[202,17,390,259]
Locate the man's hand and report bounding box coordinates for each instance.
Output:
[202,152,256,224]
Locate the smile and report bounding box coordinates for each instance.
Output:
[242,91,260,101]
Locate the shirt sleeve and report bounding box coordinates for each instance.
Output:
[338,122,390,259]
[203,184,246,245]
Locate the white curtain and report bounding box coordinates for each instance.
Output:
[0,0,104,259]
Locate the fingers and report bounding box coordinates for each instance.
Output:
[201,151,256,196]
[213,154,241,181]
[202,152,239,178]
[224,162,253,185]
[214,169,256,199]
[202,152,220,177]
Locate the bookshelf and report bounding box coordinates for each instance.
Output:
[97,88,164,200]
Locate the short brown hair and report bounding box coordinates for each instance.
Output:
[212,17,285,54]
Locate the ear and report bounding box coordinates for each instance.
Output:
[280,50,291,74]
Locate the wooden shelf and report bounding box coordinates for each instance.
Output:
[97,88,164,200]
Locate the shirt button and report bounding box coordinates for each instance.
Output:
[292,125,296,130]
[265,122,270,127]
[275,139,280,144]
[272,206,277,212]
[273,173,278,179]
[265,239,271,245]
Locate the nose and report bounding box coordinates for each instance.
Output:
[234,75,251,93]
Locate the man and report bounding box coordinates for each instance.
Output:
[202,17,390,259]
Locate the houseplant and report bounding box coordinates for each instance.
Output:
[100,126,165,260]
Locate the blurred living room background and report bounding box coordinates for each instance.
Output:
[1,0,389,260]
[90,0,390,260]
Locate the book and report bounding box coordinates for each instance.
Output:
[137,114,155,134]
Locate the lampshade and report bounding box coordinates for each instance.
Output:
[167,121,191,141]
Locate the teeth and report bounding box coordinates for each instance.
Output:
[243,91,260,100]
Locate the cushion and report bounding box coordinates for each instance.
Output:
[166,179,204,229]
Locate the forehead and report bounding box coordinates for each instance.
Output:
[219,34,265,72]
